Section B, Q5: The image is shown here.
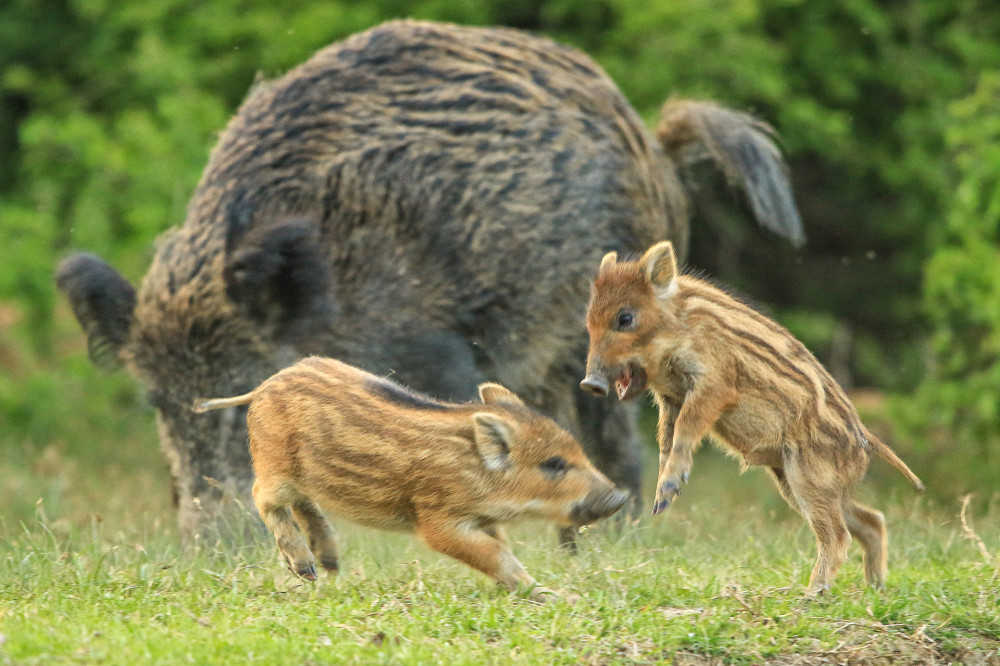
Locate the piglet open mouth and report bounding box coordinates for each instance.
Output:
[614,364,647,401]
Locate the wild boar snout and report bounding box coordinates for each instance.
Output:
[570,487,630,526]
[580,373,610,397]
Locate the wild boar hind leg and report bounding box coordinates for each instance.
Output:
[416,515,557,603]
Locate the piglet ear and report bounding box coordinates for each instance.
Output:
[472,412,514,471]
[55,253,136,369]
[598,251,618,275]
[639,241,678,297]
[477,383,525,406]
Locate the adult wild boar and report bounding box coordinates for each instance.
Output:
[56,20,804,538]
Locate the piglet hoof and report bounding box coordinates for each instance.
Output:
[296,563,318,581]
[802,584,830,600]
[320,558,340,574]
[652,481,681,515]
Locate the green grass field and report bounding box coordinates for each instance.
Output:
[2,437,998,665]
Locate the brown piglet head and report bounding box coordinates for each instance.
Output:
[581,241,681,401]
[474,383,629,526]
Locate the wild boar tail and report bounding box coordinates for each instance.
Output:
[863,426,925,493]
[656,99,806,248]
[191,392,256,413]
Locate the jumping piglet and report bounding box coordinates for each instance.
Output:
[580,242,923,594]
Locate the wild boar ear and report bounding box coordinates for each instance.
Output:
[598,251,618,275]
[55,253,136,369]
[639,241,678,298]
[472,412,513,470]
[224,216,333,340]
[477,383,525,406]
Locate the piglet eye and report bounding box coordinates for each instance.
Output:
[615,309,637,331]
[540,456,569,478]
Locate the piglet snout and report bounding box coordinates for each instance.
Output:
[570,487,630,526]
[580,374,610,398]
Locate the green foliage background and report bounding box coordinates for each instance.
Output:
[2,0,999,515]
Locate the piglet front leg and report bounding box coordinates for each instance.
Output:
[416,514,557,602]
[652,448,692,515]
[652,385,739,514]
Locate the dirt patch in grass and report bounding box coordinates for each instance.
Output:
[666,630,999,665]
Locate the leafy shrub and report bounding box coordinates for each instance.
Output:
[897,72,1000,488]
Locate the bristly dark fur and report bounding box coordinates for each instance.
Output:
[223,217,332,337]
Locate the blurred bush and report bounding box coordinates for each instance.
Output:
[892,72,1000,490]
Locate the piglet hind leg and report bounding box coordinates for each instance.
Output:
[770,466,883,591]
[843,499,888,589]
[252,479,318,581]
[802,502,852,597]
[416,514,557,603]
[292,498,340,574]
[766,466,801,515]
[783,455,852,596]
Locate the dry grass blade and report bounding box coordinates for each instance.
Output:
[959,494,994,563]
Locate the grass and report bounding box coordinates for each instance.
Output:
[2,446,999,665]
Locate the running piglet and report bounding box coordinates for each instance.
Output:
[195,356,629,602]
